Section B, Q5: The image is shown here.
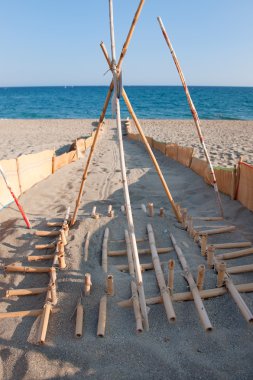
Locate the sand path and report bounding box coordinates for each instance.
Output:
[0,120,253,379]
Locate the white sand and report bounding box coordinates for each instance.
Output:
[0,119,253,379]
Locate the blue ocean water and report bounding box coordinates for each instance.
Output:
[0,86,252,120]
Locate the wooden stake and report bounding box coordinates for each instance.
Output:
[97,295,107,337]
[106,274,114,296]
[201,234,207,256]
[47,222,63,227]
[196,265,205,290]
[57,241,66,269]
[91,206,97,218]
[147,224,176,322]
[108,205,113,217]
[159,208,164,217]
[50,283,57,306]
[84,273,92,296]
[181,208,187,228]
[75,301,84,338]
[60,229,67,246]
[198,226,236,236]
[216,247,253,261]
[141,204,147,213]
[102,228,109,272]
[147,203,154,217]
[5,265,52,273]
[168,259,175,294]
[5,287,48,298]
[108,247,173,257]
[170,233,213,331]
[217,261,226,287]
[207,245,215,268]
[84,231,91,262]
[0,309,44,319]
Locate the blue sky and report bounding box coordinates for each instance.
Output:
[0,0,252,87]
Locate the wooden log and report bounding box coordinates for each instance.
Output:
[198,226,236,236]
[147,203,154,217]
[75,302,84,338]
[170,233,212,331]
[27,254,54,262]
[118,282,253,308]
[227,264,253,274]
[5,287,48,298]
[60,229,67,246]
[147,224,176,322]
[168,259,175,294]
[57,241,66,269]
[50,283,57,306]
[194,231,200,243]
[216,247,253,261]
[84,273,92,296]
[5,265,52,273]
[84,231,91,262]
[91,206,97,218]
[108,247,173,257]
[197,265,205,290]
[38,302,52,344]
[106,274,114,296]
[35,243,56,250]
[217,262,226,287]
[108,205,113,217]
[35,230,60,237]
[192,216,224,221]
[102,228,109,272]
[210,242,251,250]
[201,234,207,256]
[97,295,107,337]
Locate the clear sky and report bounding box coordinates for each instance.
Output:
[0,0,252,87]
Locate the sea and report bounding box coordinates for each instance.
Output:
[0,86,252,120]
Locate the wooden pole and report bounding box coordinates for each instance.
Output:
[108,247,173,257]
[84,231,91,262]
[159,208,164,217]
[201,234,207,256]
[210,242,251,250]
[147,224,176,322]
[118,282,253,307]
[38,302,52,344]
[102,227,109,272]
[35,230,60,237]
[147,203,154,217]
[125,230,143,333]
[97,295,107,337]
[198,226,236,236]
[70,0,145,226]
[5,265,52,273]
[0,309,44,319]
[5,287,48,298]
[168,259,175,294]
[196,265,205,290]
[215,247,253,261]
[100,42,181,222]
[157,16,224,218]
[217,261,226,287]
[109,0,149,330]
[27,254,55,262]
[35,243,56,250]
[227,264,253,275]
[207,245,215,268]
[170,233,213,331]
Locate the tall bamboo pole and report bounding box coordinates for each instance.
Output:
[100,41,181,222]
[170,233,213,331]
[109,0,148,330]
[71,0,145,225]
[157,17,224,218]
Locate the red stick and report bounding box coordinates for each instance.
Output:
[0,166,31,229]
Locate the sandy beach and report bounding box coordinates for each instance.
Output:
[0,118,253,379]
[1,119,253,167]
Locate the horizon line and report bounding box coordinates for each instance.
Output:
[1,84,253,89]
